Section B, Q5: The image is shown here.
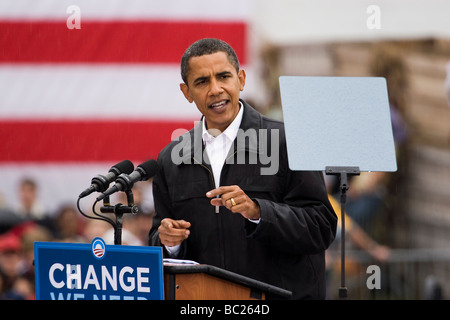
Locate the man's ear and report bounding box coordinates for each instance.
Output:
[238,69,246,91]
[180,83,193,103]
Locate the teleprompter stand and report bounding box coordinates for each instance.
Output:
[279,76,397,299]
[325,166,360,299]
[77,190,139,245]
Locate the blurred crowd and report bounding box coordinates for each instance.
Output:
[0,178,154,300]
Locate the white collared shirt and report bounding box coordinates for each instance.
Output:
[165,102,259,257]
[202,101,260,225]
[202,101,244,189]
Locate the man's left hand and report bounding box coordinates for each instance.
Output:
[206,185,261,220]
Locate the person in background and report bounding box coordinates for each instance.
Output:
[52,204,86,243]
[0,222,52,300]
[15,178,47,221]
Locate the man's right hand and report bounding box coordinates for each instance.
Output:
[158,218,191,247]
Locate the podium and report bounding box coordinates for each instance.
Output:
[164,264,292,300]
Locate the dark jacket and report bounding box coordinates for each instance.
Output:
[149,100,337,299]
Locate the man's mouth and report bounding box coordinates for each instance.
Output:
[208,100,229,111]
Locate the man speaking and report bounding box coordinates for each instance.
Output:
[149,38,337,299]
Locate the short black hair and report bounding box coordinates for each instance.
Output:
[181,38,240,84]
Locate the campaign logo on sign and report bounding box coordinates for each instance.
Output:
[91,237,106,260]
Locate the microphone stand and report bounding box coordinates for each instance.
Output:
[99,191,139,245]
[77,191,139,245]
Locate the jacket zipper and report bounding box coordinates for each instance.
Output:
[193,155,225,268]
[193,156,217,212]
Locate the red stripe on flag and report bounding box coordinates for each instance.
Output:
[0,20,247,64]
[0,120,195,162]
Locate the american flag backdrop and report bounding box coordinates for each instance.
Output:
[0,0,255,214]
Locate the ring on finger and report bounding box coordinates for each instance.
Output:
[230,198,237,207]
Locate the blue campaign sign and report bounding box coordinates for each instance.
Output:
[34,238,164,300]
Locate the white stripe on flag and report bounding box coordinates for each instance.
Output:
[0,65,200,120]
[0,64,255,119]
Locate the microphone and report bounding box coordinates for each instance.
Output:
[78,160,134,198]
[96,159,158,201]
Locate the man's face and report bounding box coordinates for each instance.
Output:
[20,183,36,209]
[180,51,246,134]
